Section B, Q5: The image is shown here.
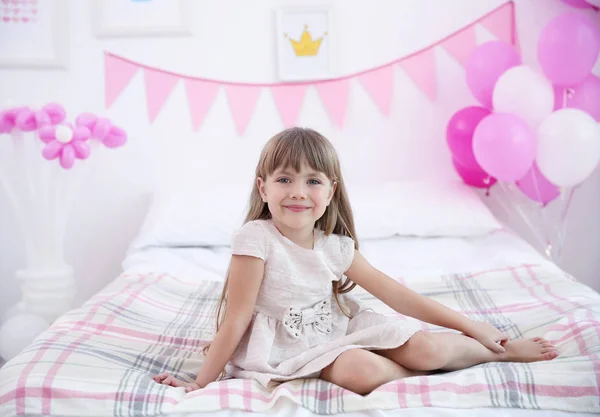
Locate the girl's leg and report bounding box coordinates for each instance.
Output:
[320,348,429,395]
[376,331,558,372]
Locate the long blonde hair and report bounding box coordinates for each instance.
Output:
[204,127,358,355]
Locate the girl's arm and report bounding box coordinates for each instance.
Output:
[194,254,265,387]
[345,250,507,352]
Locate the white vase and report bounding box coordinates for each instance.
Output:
[16,266,76,322]
[0,131,84,325]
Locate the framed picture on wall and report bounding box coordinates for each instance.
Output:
[275,6,331,81]
[91,0,192,38]
[0,0,68,69]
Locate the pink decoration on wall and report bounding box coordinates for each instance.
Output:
[105,53,140,108]
[480,2,515,44]
[0,0,38,24]
[143,67,179,122]
[183,78,221,132]
[224,85,261,135]
[399,48,437,100]
[102,2,515,133]
[271,84,308,128]
[358,65,394,115]
[315,79,350,128]
[442,25,477,65]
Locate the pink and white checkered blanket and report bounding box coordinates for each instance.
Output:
[1,263,599,416]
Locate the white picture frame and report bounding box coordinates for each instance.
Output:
[275,6,332,81]
[91,0,192,38]
[0,0,69,69]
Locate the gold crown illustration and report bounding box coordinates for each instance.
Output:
[285,25,326,57]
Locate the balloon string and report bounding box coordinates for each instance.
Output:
[0,161,36,264]
[497,181,552,259]
[552,187,576,262]
[528,167,551,247]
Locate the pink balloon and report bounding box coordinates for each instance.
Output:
[465,41,521,108]
[60,144,75,169]
[557,75,600,120]
[38,125,57,143]
[71,140,90,159]
[42,103,66,125]
[91,118,111,140]
[446,106,491,170]
[0,111,13,133]
[42,141,63,160]
[75,112,98,131]
[561,0,595,7]
[452,157,497,189]
[538,12,600,87]
[516,163,560,205]
[473,113,536,182]
[103,126,127,148]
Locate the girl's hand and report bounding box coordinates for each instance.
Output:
[464,322,509,353]
[153,373,203,393]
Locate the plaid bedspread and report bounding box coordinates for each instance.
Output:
[1,263,599,416]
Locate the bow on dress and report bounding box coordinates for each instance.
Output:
[283,299,333,339]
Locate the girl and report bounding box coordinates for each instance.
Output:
[154,127,558,395]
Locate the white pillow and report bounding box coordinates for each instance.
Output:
[348,180,502,239]
[128,184,251,250]
[129,180,502,250]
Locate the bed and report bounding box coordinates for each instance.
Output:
[1,180,599,417]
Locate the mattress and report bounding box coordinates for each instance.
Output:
[1,230,599,417]
[121,228,559,280]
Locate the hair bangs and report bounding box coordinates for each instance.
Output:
[260,128,337,181]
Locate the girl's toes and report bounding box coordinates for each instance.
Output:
[533,337,542,342]
[541,342,553,348]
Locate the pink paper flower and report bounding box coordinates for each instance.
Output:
[38,124,91,169]
[75,113,127,148]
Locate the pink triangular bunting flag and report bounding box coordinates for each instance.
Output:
[143,68,180,123]
[480,3,515,44]
[104,53,140,108]
[183,78,220,132]
[358,65,394,116]
[315,79,351,128]
[399,49,437,100]
[224,85,261,135]
[442,24,477,66]
[271,84,308,128]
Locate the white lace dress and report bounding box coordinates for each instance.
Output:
[224,219,421,387]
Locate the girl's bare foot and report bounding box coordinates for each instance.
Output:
[377,332,559,372]
[499,337,559,362]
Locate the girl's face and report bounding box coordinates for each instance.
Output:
[257,162,336,232]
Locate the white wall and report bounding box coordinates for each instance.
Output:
[1,0,599,324]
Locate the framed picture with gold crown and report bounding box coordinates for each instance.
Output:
[275,6,331,81]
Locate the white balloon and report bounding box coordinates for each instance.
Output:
[0,313,49,362]
[55,125,73,143]
[536,109,600,187]
[493,65,554,128]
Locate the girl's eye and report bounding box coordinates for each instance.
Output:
[277,178,290,183]
[308,179,322,185]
